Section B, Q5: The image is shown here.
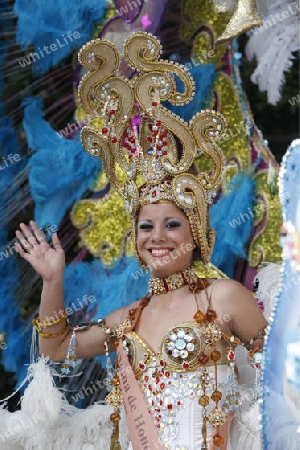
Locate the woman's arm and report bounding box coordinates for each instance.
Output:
[15,221,124,362]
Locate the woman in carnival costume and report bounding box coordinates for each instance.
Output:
[13,33,268,450]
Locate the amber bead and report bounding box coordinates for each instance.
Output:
[211,390,222,402]
[199,395,210,406]
[210,350,221,361]
[139,297,150,307]
[112,339,119,350]
[206,309,217,322]
[198,352,209,365]
[129,308,137,319]
[111,375,120,386]
[110,412,120,423]
[213,434,224,446]
[194,310,205,323]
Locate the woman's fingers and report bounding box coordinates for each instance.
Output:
[52,232,62,249]
[29,220,47,244]
[14,241,25,257]
[15,229,33,252]
[19,222,38,248]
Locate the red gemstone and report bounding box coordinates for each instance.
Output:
[165,371,170,378]
[152,101,158,106]
[167,404,172,410]
[102,128,108,134]
[111,137,117,143]
[162,150,167,155]
[228,351,235,361]
[156,145,162,150]
[182,362,190,369]
[156,120,162,126]
[147,137,153,143]
[109,110,116,115]
[152,191,157,197]
[160,383,165,390]
[160,360,165,367]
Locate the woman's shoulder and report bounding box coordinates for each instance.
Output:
[208,278,254,304]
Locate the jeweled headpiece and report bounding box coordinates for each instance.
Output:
[78,32,226,265]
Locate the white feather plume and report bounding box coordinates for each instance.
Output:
[246,0,299,105]
[253,262,282,320]
[0,358,129,449]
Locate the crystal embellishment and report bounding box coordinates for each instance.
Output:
[165,328,197,361]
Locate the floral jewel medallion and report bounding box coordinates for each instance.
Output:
[162,326,201,370]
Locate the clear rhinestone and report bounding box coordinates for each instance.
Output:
[169,333,177,342]
[172,348,180,358]
[175,338,186,350]
[167,342,175,351]
[180,349,189,359]
[87,52,95,63]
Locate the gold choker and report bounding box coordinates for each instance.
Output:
[149,267,202,295]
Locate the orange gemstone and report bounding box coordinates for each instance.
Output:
[210,350,221,361]
[110,412,120,423]
[198,352,209,365]
[199,395,210,406]
[206,309,217,322]
[213,434,224,446]
[139,297,150,307]
[211,390,222,402]
[129,308,137,318]
[194,310,205,323]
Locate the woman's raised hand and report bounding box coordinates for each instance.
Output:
[15,220,65,281]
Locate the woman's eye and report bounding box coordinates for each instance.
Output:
[139,223,153,230]
[166,221,181,229]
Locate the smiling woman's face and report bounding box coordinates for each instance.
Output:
[136,202,195,278]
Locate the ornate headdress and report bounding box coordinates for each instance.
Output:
[78,32,226,266]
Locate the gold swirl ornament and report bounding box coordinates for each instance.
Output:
[78,32,227,265]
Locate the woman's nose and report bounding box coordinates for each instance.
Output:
[150,224,167,243]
